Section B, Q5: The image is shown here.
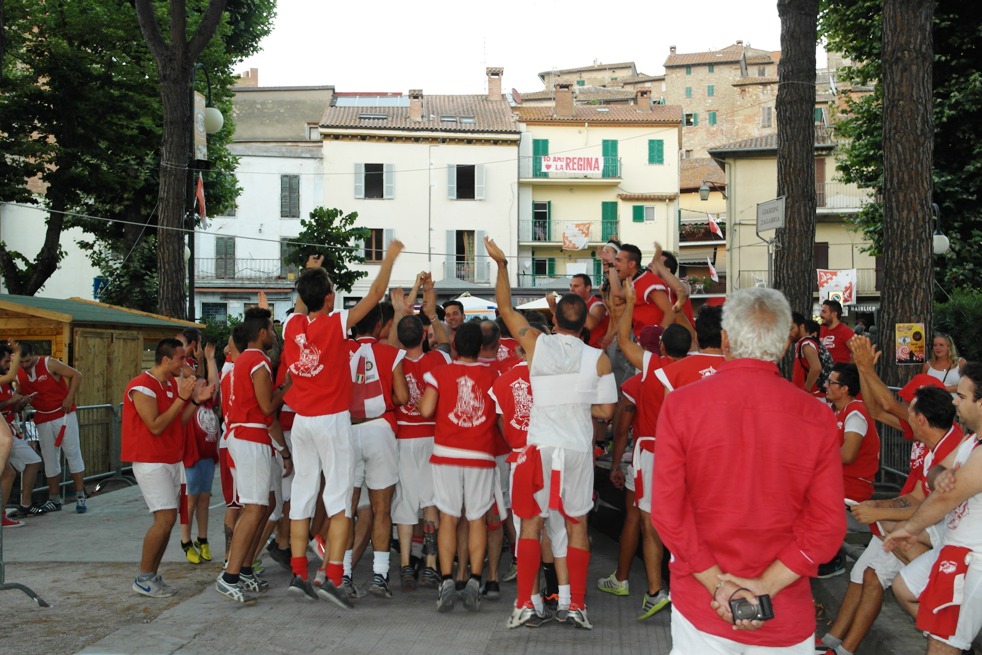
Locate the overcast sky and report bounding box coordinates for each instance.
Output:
[237,0,821,94]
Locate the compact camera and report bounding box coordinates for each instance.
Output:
[729,593,775,621]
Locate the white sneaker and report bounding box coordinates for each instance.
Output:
[215,574,257,605]
[132,576,176,598]
[507,605,536,628]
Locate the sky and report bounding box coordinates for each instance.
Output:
[237,0,814,95]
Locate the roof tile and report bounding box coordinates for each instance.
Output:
[515,104,682,124]
[320,95,519,134]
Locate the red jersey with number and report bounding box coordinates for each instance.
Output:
[17,357,72,424]
[425,362,498,468]
[397,350,451,439]
[835,399,880,501]
[630,271,670,339]
[348,337,404,432]
[283,310,351,417]
[586,296,609,349]
[490,362,531,461]
[821,322,855,364]
[227,349,273,445]
[121,371,185,464]
[654,352,725,392]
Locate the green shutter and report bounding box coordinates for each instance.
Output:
[708,111,717,126]
[692,113,699,126]
[632,205,645,223]
[576,80,585,86]
[602,140,618,178]
[648,139,664,164]
[601,201,617,239]
[708,64,715,73]
[685,65,691,75]
[533,139,549,178]
[546,257,556,277]
[707,84,715,97]
[545,201,551,240]
[814,107,824,123]
[685,86,692,99]
[593,257,604,287]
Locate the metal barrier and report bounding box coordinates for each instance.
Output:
[874,385,916,492]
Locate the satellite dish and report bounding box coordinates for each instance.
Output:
[511,88,523,104]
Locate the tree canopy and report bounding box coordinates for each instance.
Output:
[286,207,371,294]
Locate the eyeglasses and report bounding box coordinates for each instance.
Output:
[826,380,845,387]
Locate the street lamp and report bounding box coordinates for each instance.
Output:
[699,180,727,201]
[932,203,950,256]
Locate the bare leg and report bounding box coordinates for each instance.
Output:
[639,510,665,594]
[71,470,85,495]
[224,506,241,563]
[439,513,459,576]
[486,509,503,582]
[614,490,641,581]
[467,513,488,578]
[195,493,211,541]
[19,462,41,507]
[181,493,198,545]
[841,568,885,652]
[892,574,919,619]
[397,523,415,567]
[141,508,177,574]
[456,516,469,582]
[926,636,961,655]
[368,485,394,553]
[226,504,266,575]
[827,580,864,640]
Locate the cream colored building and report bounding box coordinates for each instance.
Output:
[709,130,878,317]
[514,85,682,288]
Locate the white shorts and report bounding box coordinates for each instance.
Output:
[228,438,273,506]
[532,447,594,519]
[133,462,184,513]
[391,437,435,525]
[495,454,511,510]
[280,429,293,503]
[351,418,398,490]
[670,607,814,654]
[900,547,939,598]
[37,413,84,476]
[625,463,636,493]
[634,447,655,513]
[432,464,494,521]
[269,450,284,522]
[545,513,570,559]
[8,436,42,472]
[289,412,354,520]
[849,536,905,588]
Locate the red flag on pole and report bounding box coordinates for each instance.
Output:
[195,173,207,225]
[707,213,724,239]
[707,256,719,283]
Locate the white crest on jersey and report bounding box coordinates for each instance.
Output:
[450,375,486,428]
[496,344,510,361]
[402,373,422,416]
[290,333,324,377]
[508,377,532,432]
[699,365,717,378]
[939,560,958,575]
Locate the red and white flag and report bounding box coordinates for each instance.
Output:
[707,257,719,283]
[195,173,207,227]
[707,213,724,239]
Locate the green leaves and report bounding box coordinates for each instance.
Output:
[287,207,370,294]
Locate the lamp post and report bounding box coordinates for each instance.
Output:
[188,63,224,322]
[698,180,727,201]
[932,203,950,256]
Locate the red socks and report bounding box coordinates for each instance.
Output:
[567,546,590,609]
[326,562,343,587]
[291,556,308,579]
[516,538,541,608]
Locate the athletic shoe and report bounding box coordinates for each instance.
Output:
[195,541,212,562]
[132,576,176,598]
[315,579,354,610]
[39,500,60,512]
[814,636,826,654]
[507,604,537,628]
[251,558,264,575]
[288,575,318,601]
[184,543,202,565]
[555,608,569,624]
[339,574,366,600]
[501,560,518,583]
[75,497,87,514]
[10,504,47,517]
[637,588,671,620]
[268,545,291,571]
[817,555,845,579]
[369,573,392,599]
[215,575,257,605]
[419,567,441,589]
[437,578,458,613]
[565,606,593,630]
[482,580,501,601]
[525,608,554,628]
[154,575,176,596]
[400,565,417,591]
[309,535,326,562]
[460,577,481,611]
[2,515,25,528]
[597,572,630,596]
[542,592,559,611]
[239,573,269,593]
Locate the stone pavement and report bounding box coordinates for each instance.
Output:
[1,479,932,655]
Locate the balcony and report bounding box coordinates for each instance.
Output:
[443,260,490,285]
[519,219,618,246]
[195,258,297,287]
[816,181,874,211]
[519,156,622,184]
[736,268,880,293]
[682,274,727,297]
[518,273,576,289]
[679,220,727,244]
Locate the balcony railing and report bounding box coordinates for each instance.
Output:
[737,268,880,293]
[679,221,727,243]
[518,273,574,289]
[195,258,297,282]
[683,274,727,296]
[518,219,618,244]
[520,156,621,180]
[816,181,874,210]
[443,259,490,284]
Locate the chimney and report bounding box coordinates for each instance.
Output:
[235,67,259,88]
[736,39,744,46]
[555,82,574,117]
[670,45,676,54]
[486,67,504,100]
[409,89,423,122]
[636,87,652,107]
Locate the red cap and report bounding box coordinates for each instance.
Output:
[638,325,665,353]
[898,374,945,403]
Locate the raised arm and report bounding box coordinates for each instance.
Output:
[484,236,540,359]
[421,275,450,348]
[347,240,405,330]
[616,279,645,370]
[849,335,905,429]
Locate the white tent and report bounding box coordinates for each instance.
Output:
[515,293,559,311]
[454,292,497,320]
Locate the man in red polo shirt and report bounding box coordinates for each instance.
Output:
[821,299,854,364]
[612,243,675,339]
[652,287,844,652]
[123,338,213,598]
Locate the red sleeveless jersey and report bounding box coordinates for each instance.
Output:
[17,357,72,424]
[121,371,185,464]
[283,311,351,417]
[227,349,274,445]
[397,350,451,439]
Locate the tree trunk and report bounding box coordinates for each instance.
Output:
[879,0,936,386]
[774,0,818,317]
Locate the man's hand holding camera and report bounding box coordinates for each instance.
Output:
[710,573,772,630]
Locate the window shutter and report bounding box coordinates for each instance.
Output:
[632,205,645,223]
[289,176,300,217]
[533,139,549,178]
[475,164,486,200]
[593,257,604,287]
[475,230,488,282]
[546,257,556,277]
[446,230,457,278]
[692,113,699,126]
[685,86,692,98]
[354,163,365,199]
[648,139,664,164]
[602,140,618,178]
[280,176,290,216]
[707,84,715,97]
[384,229,394,250]
[601,201,617,239]
[545,200,552,241]
[447,165,457,199]
[708,111,717,126]
[383,163,395,199]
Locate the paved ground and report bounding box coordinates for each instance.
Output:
[1,479,932,655]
